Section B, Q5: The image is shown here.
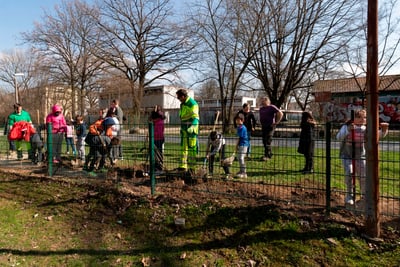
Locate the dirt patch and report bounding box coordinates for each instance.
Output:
[0,159,399,243]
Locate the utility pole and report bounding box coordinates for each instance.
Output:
[365,0,380,237]
[14,73,24,103]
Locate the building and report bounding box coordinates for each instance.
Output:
[99,85,257,125]
[313,75,400,123]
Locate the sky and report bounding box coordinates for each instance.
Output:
[0,1,68,51]
[0,0,186,53]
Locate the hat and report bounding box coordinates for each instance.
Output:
[52,105,62,113]
[103,117,115,127]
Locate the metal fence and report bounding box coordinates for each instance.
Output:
[0,122,398,217]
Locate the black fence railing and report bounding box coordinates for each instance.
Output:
[0,122,398,217]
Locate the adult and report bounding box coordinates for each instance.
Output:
[8,103,32,160]
[234,103,256,158]
[259,97,283,161]
[149,105,166,172]
[297,111,316,174]
[110,99,124,159]
[176,89,199,173]
[46,104,67,163]
[104,108,120,164]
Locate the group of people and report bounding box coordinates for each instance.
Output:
[5,99,124,172]
[173,90,390,208]
[80,99,124,172]
[175,90,284,180]
[297,108,389,206]
[6,92,389,206]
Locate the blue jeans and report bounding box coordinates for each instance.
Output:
[65,137,76,154]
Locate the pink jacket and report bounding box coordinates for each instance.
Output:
[46,105,67,134]
[153,118,165,141]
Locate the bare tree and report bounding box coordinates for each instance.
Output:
[0,49,35,102]
[197,79,220,100]
[188,0,263,131]
[343,0,400,100]
[93,0,195,118]
[22,0,106,116]
[247,0,359,108]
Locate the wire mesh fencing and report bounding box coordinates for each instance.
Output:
[0,122,398,217]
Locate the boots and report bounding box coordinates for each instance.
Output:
[17,149,23,160]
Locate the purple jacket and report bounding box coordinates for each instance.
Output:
[153,118,165,141]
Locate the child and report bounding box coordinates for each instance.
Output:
[205,131,230,178]
[234,114,249,179]
[30,126,44,165]
[297,111,316,174]
[75,115,87,165]
[84,115,104,171]
[149,105,166,172]
[65,120,76,156]
[336,109,389,205]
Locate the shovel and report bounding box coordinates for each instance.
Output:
[196,157,208,178]
[221,153,235,167]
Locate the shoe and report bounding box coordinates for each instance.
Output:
[345,195,354,205]
[154,170,164,175]
[235,172,247,179]
[225,174,232,180]
[261,156,269,161]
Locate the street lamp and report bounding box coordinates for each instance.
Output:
[14,73,24,104]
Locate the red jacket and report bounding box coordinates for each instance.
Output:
[8,121,36,141]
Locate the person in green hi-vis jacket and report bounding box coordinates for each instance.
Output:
[176,89,199,173]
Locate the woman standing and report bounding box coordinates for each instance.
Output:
[46,104,67,163]
[297,111,316,174]
[149,105,166,172]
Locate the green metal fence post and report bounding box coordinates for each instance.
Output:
[47,123,53,177]
[149,122,155,195]
[325,122,331,216]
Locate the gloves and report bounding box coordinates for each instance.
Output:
[187,125,195,134]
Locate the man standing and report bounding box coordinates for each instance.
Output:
[110,99,124,159]
[259,97,283,161]
[8,103,33,160]
[176,89,199,173]
[234,103,256,158]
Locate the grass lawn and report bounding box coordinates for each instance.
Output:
[0,173,399,266]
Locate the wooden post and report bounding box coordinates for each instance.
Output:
[365,0,380,237]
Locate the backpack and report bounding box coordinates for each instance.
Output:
[88,119,104,135]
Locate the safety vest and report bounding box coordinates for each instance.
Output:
[179,96,199,125]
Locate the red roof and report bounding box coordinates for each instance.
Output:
[312,75,400,93]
